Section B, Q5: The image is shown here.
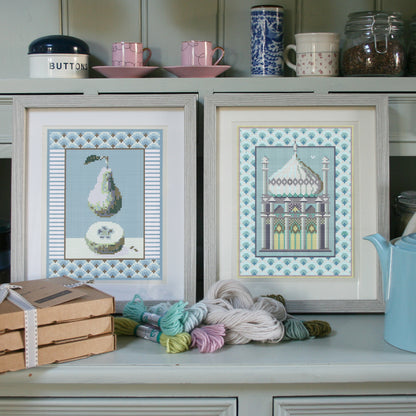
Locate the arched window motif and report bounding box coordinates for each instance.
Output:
[290,223,301,249]
[307,223,317,249]
[274,223,284,249]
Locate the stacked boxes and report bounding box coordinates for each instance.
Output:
[0,276,115,373]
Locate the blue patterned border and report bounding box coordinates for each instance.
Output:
[47,129,163,281]
[239,127,352,277]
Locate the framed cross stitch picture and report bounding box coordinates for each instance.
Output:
[12,94,197,311]
[204,93,389,313]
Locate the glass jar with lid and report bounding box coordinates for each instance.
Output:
[408,15,416,76]
[394,191,416,237]
[341,11,405,76]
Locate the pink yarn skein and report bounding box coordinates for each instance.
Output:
[190,324,226,353]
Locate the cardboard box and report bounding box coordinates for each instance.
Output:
[0,333,116,373]
[0,315,114,353]
[0,277,116,372]
[0,276,115,332]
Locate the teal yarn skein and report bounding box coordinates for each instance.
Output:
[123,294,187,336]
[283,318,310,341]
[148,300,209,333]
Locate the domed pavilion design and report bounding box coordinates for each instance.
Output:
[259,143,331,253]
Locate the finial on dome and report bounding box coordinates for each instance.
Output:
[293,140,297,156]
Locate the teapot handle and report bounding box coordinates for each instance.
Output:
[403,212,416,236]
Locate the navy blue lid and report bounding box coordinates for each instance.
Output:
[28,35,89,55]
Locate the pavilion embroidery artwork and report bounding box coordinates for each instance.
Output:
[239,127,352,277]
[47,128,163,280]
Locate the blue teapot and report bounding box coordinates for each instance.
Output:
[364,232,416,352]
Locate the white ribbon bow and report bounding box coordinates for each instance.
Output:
[0,283,38,368]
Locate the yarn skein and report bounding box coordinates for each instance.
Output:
[202,280,286,344]
[123,294,188,336]
[262,295,332,340]
[283,317,332,340]
[183,301,209,333]
[114,317,191,354]
[190,324,226,353]
[149,301,209,334]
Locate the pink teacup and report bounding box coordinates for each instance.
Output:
[181,40,225,66]
[112,42,152,67]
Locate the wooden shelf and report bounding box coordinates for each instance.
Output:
[0,77,414,96]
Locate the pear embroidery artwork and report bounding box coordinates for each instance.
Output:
[84,155,124,255]
[86,155,122,216]
[48,128,157,281]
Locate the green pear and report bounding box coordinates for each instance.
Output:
[88,166,122,217]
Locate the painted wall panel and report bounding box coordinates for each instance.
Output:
[382,0,415,21]
[146,0,219,73]
[0,0,61,78]
[0,0,413,79]
[299,0,375,34]
[68,0,141,71]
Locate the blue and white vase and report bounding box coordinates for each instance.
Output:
[250,5,284,76]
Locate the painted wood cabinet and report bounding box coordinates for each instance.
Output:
[1,315,416,416]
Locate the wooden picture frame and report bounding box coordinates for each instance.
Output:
[12,94,197,311]
[204,93,389,313]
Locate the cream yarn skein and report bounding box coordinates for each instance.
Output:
[203,280,286,344]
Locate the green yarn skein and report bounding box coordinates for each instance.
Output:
[114,317,191,354]
[265,294,332,341]
[123,294,188,336]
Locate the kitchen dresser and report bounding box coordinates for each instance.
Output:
[1,314,416,415]
[1,0,416,414]
[0,77,416,416]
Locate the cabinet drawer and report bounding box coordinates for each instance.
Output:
[0,397,237,416]
[274,396,416,415]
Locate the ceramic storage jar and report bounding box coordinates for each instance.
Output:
[341,11,405,76]
[28,35,89,78]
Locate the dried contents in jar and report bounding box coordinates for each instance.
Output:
[342,11,405,77]
[342,40,405,76]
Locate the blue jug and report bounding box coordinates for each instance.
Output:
[364,232,416,352]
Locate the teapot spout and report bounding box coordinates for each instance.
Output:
[364,233,391,297]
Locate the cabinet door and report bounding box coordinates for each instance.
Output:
[274,396,416,415]
[0,397,237,416]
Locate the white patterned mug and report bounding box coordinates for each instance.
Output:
[112,42,151,67]
[284,33,340,76]
[181,41,224,66]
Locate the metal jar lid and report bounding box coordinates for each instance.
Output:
[345,11,404,35]
[251,5,284,11]
[28,35,89,55]
[396,190,416,210]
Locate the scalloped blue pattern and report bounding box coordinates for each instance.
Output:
[47,129,162,281]
[239,127,353,277]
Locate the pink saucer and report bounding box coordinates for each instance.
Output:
[93,66,158,78]
[164,65,231,78]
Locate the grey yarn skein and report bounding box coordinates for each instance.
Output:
[202,280,286,344]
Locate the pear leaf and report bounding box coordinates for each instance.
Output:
[84,155,102,165]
